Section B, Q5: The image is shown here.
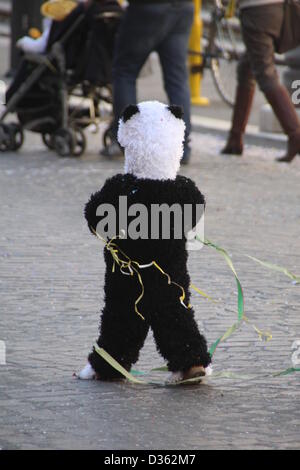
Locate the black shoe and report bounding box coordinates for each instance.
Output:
[276,131,300,163]
[221,143,243,156]
[221,131,243,156]
[100,141,123,158]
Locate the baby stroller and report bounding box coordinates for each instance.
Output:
[0,0,122,157]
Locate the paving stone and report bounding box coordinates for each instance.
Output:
[0,129,299,450]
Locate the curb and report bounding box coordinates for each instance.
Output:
[191,115,287,150]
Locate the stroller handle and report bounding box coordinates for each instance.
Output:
[50,13,86,50]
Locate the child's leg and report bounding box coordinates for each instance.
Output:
[150,300,211,375]
[88,301,150,380]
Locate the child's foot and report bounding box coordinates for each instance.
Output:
[76,363,97,380]
[166,365,212,384]
[182,365,206,381]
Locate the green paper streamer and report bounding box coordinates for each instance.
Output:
[94,345,300,386]
[246,255,300,284]
[94,344,144,384]
[196,237,272,356]
[92,237,299,386]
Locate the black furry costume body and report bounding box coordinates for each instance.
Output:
[85,173,211,379]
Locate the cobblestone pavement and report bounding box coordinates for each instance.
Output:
[0,128,300,450]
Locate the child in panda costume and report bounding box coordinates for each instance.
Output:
[78,101,212,383]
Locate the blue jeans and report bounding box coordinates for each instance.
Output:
[111,2,194,145]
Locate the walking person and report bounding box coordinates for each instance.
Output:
[222,0,300,163]
[100,0,194,165]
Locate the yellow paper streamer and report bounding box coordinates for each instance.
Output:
[91,229,193,320]
[90,231,299,385]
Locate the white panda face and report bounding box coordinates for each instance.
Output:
[118,101,185,181]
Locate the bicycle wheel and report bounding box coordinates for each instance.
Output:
[210,5,244,107]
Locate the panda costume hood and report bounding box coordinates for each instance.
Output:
[79,101,212,383]
[118,101,185,181]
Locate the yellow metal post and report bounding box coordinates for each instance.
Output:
[189,0,209,106]
[225,0,236,18]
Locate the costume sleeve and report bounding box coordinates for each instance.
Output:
[84,174,123,234]
[176,176,206,231]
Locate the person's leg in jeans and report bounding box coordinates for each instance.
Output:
[100,4,170,157]
[157,3,194,164]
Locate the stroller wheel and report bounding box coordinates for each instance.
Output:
[103,127,114,148]
[72,127,86,157]
[8,123,24,151]
[53,128,75,157]
[0,123,14,152]
[42,133,55,151]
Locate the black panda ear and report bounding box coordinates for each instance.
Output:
[122,104,140,123]
[168,105,184,120]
